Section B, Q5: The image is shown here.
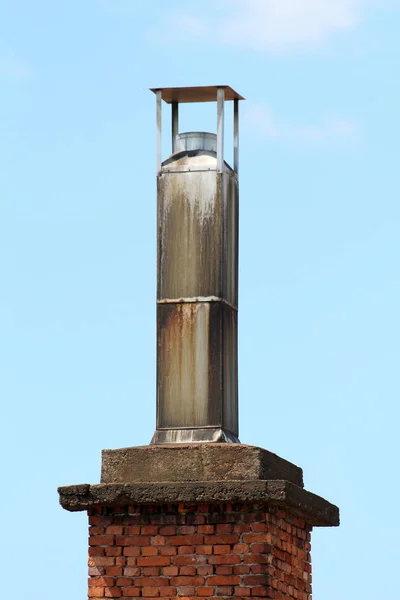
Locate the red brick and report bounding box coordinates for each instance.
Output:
[163,566,179,577]
[104,567,122,577]
[195,545,213,555]
[123,588,140,597]
[234,544,250,553]
[106,526,123,535]
[198,587,215,596]
[198,525,214,534]
[89,557,115,567]
[234,565,251,575]
[142,547,158,556]
[124,567,140,577]
[134,577,170,587]
[160,547,177,556]
[159,526,176,536]
[197,565,213,576]
[105,547,122,557]
[204,534,239,545]
[116,536,150,546]
[234,524,251,533]
[90,536,114,546]
[142,526,158,535]
[216,566,233,575]
[178,526,196,534]
[89,547,105,557]
[243,575,269,586]
[252,544,272,554]
[209,554,241,565]
[176,587,195,597]
[137,557,170,567]
[179,566,196,576]
[244,554,270,565]
[88,588,104,597]
[159,587,177,596]
[89,577,115,587]
[169,535,203,546]
[213,545,231,554]
[178,545,195,554]
[216,524,233,533]
[124,547,140,557]
[89,566,105,577]
[251,564,270,575]
[173,556,197,566]
[141,588,159,597]
[243,534,270,544]
[171,576,205,586]
[251,523,268,533]
[235,587,251,596]
[90,516,112,526]
[143,567,161,576]
[90,526,105,535]
[116,577,133,586]
[216,586,234,596]
[152,535,165,546]
[208,575,241,586]
[191,515,206,524]
[124,526,141,535]
[250,587,269,597]
[115,557,126,567]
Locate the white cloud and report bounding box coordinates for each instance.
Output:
[167,0,381,52]
[245,103,358,147]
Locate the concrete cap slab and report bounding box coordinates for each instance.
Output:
[58,480,339,527]
[100,444,304,488]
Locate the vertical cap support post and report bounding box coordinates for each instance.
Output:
[217,87,225,173]
[171,102,179,154]
[156,90,162,175]
[234,98,239,176]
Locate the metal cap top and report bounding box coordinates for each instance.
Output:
[150,85,245,104]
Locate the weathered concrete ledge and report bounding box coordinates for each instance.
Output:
[101,444,304,487]
[58,480,339,527]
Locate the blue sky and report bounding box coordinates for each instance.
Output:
[1,1,399,598]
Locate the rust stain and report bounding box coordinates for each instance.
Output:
[158,303,210,428]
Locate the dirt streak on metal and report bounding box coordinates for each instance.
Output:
[158,166,220,301]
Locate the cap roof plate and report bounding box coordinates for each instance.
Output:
[150,85,245,104]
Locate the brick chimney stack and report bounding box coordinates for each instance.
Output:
[58,86,339,600]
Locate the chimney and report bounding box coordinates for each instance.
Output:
[58,85,339,600]
[152,86,242,444]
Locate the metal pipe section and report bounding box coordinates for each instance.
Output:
[151,86,241,445]
[175,132,217,153]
